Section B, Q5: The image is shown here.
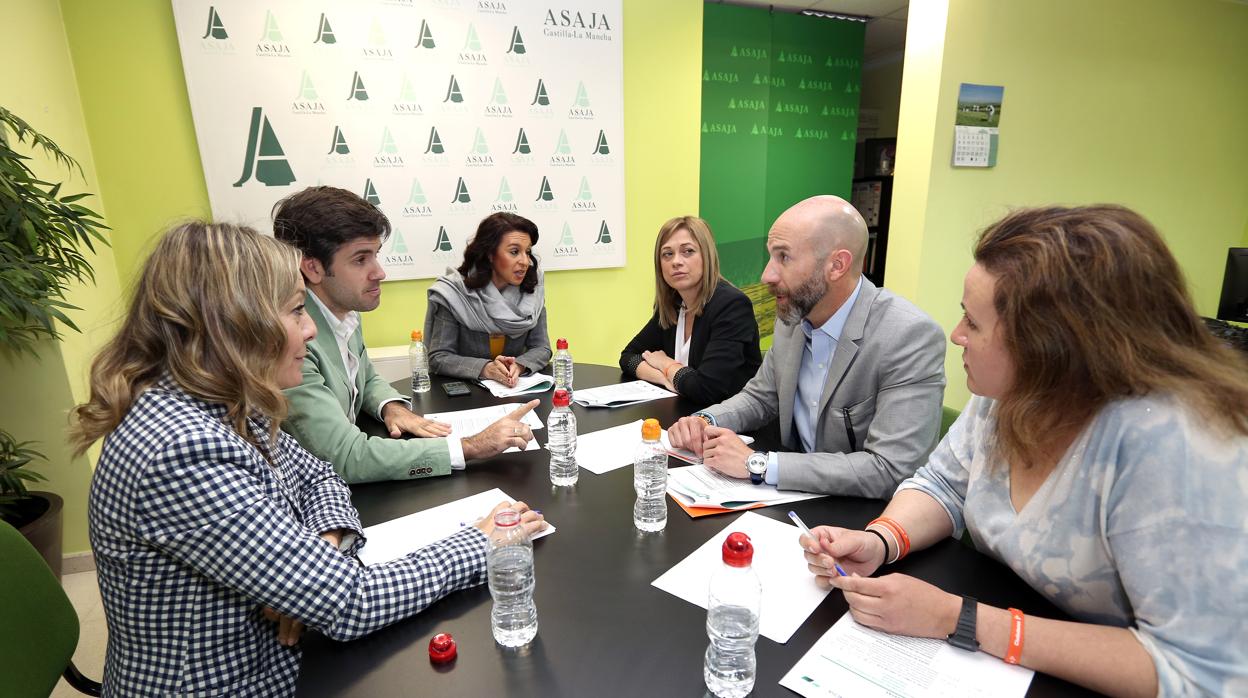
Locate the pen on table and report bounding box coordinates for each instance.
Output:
[788,510,847,577]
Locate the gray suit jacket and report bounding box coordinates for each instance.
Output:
[424,299,552,380]
[705,278,946,499]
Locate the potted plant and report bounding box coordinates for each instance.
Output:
[0,105,109,578]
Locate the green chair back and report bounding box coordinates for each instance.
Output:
[939,405,961,439]
[0,520,81,698]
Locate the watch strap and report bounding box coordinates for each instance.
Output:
[947,595,980,651]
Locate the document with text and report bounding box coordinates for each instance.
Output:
[425,402,544,452]
[358,487,556,566]
[667,464,823,510]
[780,613,1034,698]
[478,372,554,398]
[571,380,677,408]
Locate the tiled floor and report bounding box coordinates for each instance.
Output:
[52,570,108,697]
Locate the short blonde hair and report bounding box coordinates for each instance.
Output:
[71,221,302,453]
[653,216,724,329]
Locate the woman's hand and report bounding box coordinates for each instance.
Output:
[481,356,520,387]
[642,349,675,374]
[830,573,962,640]
[799,526,887,584]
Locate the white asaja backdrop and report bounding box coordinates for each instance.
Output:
[171,0,625,281]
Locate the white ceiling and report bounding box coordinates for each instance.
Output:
[709,0,908,64]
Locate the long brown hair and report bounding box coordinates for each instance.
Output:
[653,216,725,329]
[70,222,302,453]
[975,205,1248,469]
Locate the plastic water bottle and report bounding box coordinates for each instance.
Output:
[409,330,431,394]
[548,389,578,486]
[553,338,573,395]
[633,418,668,532]
[704,532,762,698]
[487,509,538,647]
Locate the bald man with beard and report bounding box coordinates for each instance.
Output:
[668,195,947,498]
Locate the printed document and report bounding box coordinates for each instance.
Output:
[667,464,823,510]
[651,511,829,643]
[478,372,554,398]
[358,488,556,566]
[425,402,544,452]
[551,422,760,476]
[779,613,1034,698]
[571,380,677,408]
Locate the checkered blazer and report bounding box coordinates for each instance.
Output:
[88,378,488,697]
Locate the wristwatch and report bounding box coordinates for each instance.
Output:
[745,451,768,485]
[947,595,980,651]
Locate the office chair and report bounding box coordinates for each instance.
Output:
[939,405,960,439]
[0,520,102,697]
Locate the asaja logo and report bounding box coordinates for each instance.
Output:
[313,13,336,44]
[749,123,783,137]
[552,221,578,257]
[363,19,394,59]
[199,6,235,52]
[402,179,433,217]
[776,50,813,65]
[449,177,477,214]
[571,176,596,212]
[702,121,738,135]
[534,175,557,211]
[292,71,325,114]
[432,226,453,252]
[374,127,404,166]
[794,128,831,141]
[393,74,424,115]
[595,220,613,244]
[821,105,856,118]
[255,10,291,57]
[774,101,810,115]
[325,125,354,165]
[728,97,766,112]
[484,78,512,117]
[362,178,381,205]
[751,74,786,88]
[529,79,553,118]
[592,130,610,155]
[729,45,768,60]
[702,70,739,84]
[511,128,534,165]
[444,75,464,102]
[382,229,416,266]
[589,129,614,165]
[492,177,518,212]
[568,82,594,119]
[465,128,494,167]
[415,19,436,49]
[458,24,487,65]
[477,0,508,15]
[233,107,295,187]
[543,10,613,41]
[549,129,575,167]
[422,126,449,165]
[347,71,370,101]
[503,26,529,65]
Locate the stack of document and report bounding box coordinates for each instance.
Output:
[425,402,544,452]
[478,372,554,398]
[571,380,677,408]
[667,463,823,511]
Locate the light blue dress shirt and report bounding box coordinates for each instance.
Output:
[765,277,863,485]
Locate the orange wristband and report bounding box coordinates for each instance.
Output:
[1004,608,1025,665]
[664,363,682,381]
[869,516,911,560]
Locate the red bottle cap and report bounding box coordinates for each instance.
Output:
[428,632,457,663]
[556,338,569,350]
[722,532,754,567]
[553,389,571,407]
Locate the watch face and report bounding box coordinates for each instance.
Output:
[746,453,767,475]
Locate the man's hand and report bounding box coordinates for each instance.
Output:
[462,400,538,459]
[473,499,547,538]
[481,356,521,387]
[667,415,710,456]
[702,426,752,478]
[381,402,451,438]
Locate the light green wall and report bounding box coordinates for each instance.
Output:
[888,0,1248,410]
[1,0,123,555]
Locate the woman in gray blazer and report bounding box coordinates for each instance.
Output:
[425,212,552,386]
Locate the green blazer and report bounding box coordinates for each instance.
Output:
[281,292,452,483]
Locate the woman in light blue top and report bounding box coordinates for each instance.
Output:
[801,206,1248,697]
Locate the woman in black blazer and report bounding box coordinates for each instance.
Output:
[620,216,762,408]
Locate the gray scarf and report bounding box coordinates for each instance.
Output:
[428,267,545,336]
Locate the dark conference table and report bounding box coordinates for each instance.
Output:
[297,364,1099,697]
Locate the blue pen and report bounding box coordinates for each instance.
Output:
[788,510,847,577]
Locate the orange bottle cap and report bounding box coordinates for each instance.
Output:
[641,418,661,441]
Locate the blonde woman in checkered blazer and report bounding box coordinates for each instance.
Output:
[70,222,545,697]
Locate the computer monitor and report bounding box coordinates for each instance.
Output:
[1216,248,1248,322]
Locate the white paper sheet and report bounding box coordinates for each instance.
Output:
[651,511,829,643]
[571,380,677,408]
[552,419,643,475]
[425,402,544,453]
[667,464,824,510]
[478,372,554,398]
[780,613,1034,698]
[357,488,556,566]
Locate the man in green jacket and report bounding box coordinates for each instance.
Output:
[273,186,536,483]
